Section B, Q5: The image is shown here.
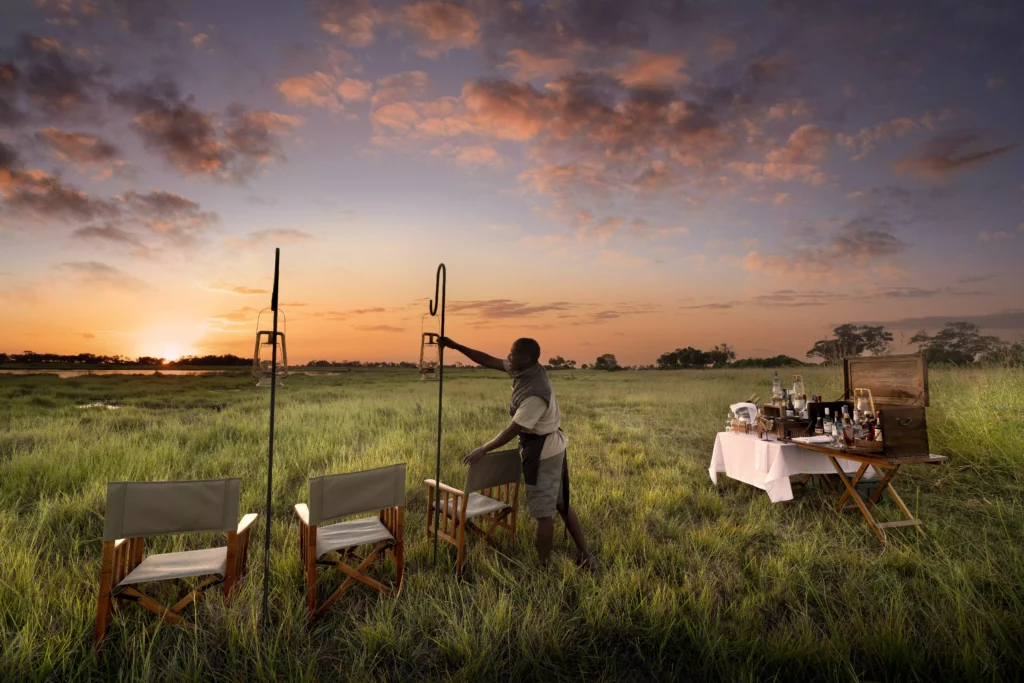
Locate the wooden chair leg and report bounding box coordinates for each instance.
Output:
[305,527,318,621]
[94,541,116,654]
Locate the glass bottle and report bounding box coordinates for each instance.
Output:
[823,407,833,435]
[814,415,824,435]
[772,371,782,403]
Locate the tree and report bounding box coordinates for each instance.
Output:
[731,355,806,368]
[806,324,893,364]
[707,343,736,368]
[910,322,1005,365]
[546,355,575,369]
[593,354,620,371]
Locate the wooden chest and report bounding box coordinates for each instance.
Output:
[844,354,930,459]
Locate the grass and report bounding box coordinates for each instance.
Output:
[0,366,1022,682]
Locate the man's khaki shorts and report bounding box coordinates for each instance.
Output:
[525,451,566,519]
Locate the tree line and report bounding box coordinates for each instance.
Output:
[0,352,251,366]
[4,322,1020,370]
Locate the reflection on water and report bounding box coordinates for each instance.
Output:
[0,369,228,378]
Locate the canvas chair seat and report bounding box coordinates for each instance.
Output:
[316,517,394,560]
[94,478,257,657]
[296,463,406,622]
[114,547,227,589]
[434,492,509,520]
[424,449,521,574]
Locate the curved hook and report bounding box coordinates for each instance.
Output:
[429,263,446,317]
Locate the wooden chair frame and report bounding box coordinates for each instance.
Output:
[294,503,404,623]
[93,513,257,653]
[424,478,518,574]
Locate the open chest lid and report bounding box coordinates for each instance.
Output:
[843,354,929,407]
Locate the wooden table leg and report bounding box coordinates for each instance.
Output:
[864,464,899,510]
[828,456,886,543]
[881,480,926,538]
[835,463,871,512]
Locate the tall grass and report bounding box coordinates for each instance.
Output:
[0,367,1022,681]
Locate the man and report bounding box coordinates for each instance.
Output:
[439,335,594,569]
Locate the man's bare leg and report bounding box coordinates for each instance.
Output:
[536,516,555,566]
[557,505,594,569]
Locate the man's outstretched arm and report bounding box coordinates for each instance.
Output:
[439,337,505,371]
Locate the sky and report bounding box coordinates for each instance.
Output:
[0,0,1022,366]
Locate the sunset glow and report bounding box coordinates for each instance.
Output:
[1,0,1022,365]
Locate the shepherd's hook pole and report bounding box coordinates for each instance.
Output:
[429,263,446,566]
[262,247,280,630]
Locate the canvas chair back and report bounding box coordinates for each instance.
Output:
[308,463,406,526]
[103,478,241,542]
[465,449,521,493]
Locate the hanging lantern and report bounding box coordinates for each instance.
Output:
[419,315,439,381]
[253,308,287,387]
[791,374,805,397]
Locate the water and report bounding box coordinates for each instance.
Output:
[0,369,230,378]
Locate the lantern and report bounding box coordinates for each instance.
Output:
[253,308,287,387]
[419,315,439,381]
[791,374,805,397]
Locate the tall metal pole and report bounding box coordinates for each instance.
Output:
[262,247,280,629]
[429,264,446,566]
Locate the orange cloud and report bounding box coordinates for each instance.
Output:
[893,132,1018,180]
[500,49,573,81]
[276,71,340,110]
[337,77,372,102]
[400,1,480,58]
[613,50,689,89]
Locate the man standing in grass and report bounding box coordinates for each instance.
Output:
[439,336,594,570]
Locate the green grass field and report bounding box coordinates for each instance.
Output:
[1,367,1022,682]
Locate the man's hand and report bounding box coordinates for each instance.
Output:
[463,447,487,465]
[438,336,455,349]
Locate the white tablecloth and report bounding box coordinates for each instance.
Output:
[709,432,872,502]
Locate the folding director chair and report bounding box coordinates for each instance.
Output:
[294,463,406,622]
[424,449,520,574]
[93,478,258,653]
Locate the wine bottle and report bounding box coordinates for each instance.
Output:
[814,416,824,435]
[823,407,833,434]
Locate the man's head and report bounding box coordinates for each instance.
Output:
[508,337,541,372]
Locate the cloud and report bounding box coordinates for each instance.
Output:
[314,0,382,47]
[111,79,300,180]
[732,124,831,185]
[222,228,313,248]
[499,49,573,81]
[121,190,220,246]
[429,143,504,168]
[613,50,689,89]
[448,299,576,318]
[837,108,955,161]
[205,281,269,295]
[893,132,1018,180]
[204,306,260,329]
[55,261,152,291]
[70,223,151,257]
[400,2,480,58]
[337,77,372,102]
[681,301,740,310]
[978,230,1013,243]
[16,35,104,117]
[629,218,689,240]
[985,77,1004,90]
[276,72,341,110]
[743,217,906,278]
[34,127,130,178]
[1,144,119,222]
[371,71,430,106]
[864,309,1024,332]
[354,324,404,332]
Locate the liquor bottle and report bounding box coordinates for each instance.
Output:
[831,416,841,442]
[875,410,884,442]
[786,392,795,417]
[772,371,782,402]
[814,415,824,435]
[823,407,833,435]
[801,394,809,420]
[852,410,864,440]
